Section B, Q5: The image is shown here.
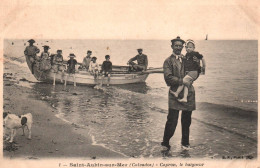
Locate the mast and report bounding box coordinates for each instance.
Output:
[205,34,208,40]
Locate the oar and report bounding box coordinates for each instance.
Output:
[110,67,164,74]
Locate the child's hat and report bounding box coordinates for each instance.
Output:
[92,56,97,60]
[137,48,143,51]
[105,55,110,59]
[57,49,62,52]
[185,39,195,46]
[87,50,92,53]
[68,53,76,57]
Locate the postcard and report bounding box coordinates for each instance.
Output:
[1,0,259,168]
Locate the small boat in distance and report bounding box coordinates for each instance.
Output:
[205,34,208,40]
[25,55,163,86]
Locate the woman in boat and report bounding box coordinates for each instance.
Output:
[52,49,65,85]
[39,45,51,71]
[39,45,52,79]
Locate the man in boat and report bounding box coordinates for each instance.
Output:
[127,48,148,71]
[161,36,196,151]
[82,50,92,70]
[24,39,40,74]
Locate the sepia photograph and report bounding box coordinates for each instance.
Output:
[1,0,259,168]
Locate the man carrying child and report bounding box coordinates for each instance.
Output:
[162,36,197,151]
[170,39,206,102]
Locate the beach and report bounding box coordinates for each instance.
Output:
[3,39,258,159]
[3,62,124,159]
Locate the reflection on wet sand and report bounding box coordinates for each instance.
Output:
[31,82,167,157]
[115,82,151,94]
[30,82,257,158]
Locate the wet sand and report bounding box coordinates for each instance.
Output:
[3,73,124,159]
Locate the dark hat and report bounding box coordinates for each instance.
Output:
[92,56,97,60]
[87,50,92,53]
[42,45,50,49]
[137,48,143,51]
[57,49,62,52]
[105,55,110,59]
[28,39,35,43]
[68,53,76,57]
[171,36,185,44]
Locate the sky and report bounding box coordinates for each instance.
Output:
[0,0,259,40]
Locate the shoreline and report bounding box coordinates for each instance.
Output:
[3,80,125,159]
[3,80,257,159]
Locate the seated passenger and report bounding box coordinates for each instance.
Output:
[89,57,99,79]
[127,48,148,71]
[100,55,112,87]
[82,50,92,70]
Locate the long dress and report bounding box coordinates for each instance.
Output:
[40,52,51,71]
[52,54,64,73]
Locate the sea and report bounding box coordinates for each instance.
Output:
[3,39,258,158]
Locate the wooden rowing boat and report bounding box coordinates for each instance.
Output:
[25,55,163,85]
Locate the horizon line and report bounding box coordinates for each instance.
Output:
[5,38,258,41]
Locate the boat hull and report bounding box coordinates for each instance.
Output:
[45,71,149,86]
[25,55,149,85]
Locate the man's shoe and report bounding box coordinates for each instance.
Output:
[181,145,192,150]
[161,142,171,150]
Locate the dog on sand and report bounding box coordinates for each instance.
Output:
[3,112,32,143]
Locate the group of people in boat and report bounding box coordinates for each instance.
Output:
[24,39,149,87]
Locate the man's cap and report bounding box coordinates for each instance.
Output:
[57,49,62,52]
[92,56,97,60]
[28,39,35,43]
[105,55,110,59]
[171,36,185,44]
[185,39,195,46]
[87,50,92,53]
[68,53,76,57]
[42,45,50,49]
[137,48,143,51]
